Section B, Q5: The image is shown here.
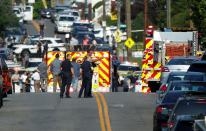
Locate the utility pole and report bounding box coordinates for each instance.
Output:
[125,0,132,62]
[144,0,148,49]
[117,1,121,30]
[102,0,107,42]
[166,0,171,28]
[51,0,56,8]
[84,0,88,19]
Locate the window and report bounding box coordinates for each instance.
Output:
[24,7,31,12]
[188,63,206,73]
[55,40,63,43]
[167,59,198,65]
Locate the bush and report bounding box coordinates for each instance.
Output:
[33,0,45,19]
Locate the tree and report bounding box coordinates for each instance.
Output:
[188,0,206,48]
[0,0,19,36]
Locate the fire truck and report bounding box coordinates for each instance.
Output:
[45,47,112,93]
[140,26,199,93]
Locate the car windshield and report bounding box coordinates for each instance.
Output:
[118,65,140,72]
[55,40,63,43]
[170,83,206,91]
[72,12,79,16]
[73,23,93,28]
[174,99,206,116]
[59,16,74,21]
[188,63,206,73]
[162,92,184,103]
[28,62,41,67]
[13,10,20,14]
[167,74,204,82]
[167,59,197,65]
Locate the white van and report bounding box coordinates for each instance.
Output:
[23,5,33,21]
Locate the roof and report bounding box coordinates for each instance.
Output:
[31,37,61,41]
[170,71,204,75]
[172,56,199,59]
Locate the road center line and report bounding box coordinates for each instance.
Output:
[98,93,112,131]
[94,93,106,131]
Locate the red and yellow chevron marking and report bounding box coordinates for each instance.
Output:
[142,51,154,69]
[145,38,154,49]
[152,62,162,70]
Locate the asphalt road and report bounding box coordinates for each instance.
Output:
[0,92,156,131]
[25,19,66,41]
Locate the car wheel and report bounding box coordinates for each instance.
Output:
[21,50,30,57]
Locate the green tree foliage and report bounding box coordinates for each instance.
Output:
[188,0,206,48]
[171,0,190,27]
[0,0,18,35]
[149,0,190,28]
[33,0,44,19]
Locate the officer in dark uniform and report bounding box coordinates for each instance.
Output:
[78,56,93,98]
[60,54,74,98]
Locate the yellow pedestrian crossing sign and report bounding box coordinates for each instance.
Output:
[114,29,122,43]
[125,38,135,48]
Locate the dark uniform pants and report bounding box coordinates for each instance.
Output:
[60,76,72,97]
[79,77,91,97]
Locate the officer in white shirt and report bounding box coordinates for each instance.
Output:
[31,70,41,92]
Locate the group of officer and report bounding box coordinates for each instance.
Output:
[50,52,97,98]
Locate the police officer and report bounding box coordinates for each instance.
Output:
[60,54,74,98]
[78,56,92,98]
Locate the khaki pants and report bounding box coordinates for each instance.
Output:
[40,78,48,92]
[34,80,40,93]
[53,75,61,93]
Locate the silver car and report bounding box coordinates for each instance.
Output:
[161,57,199,81]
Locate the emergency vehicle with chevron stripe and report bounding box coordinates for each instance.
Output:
[140,26,198,93]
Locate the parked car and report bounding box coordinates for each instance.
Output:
[157,81,206,102]
[161,57,199,81]
[0,57,12,107]
[55,14,75,33]
[117,62,140,75]
[13,37,66,58]
[60,9,80,21]
[51,6,71,22]
[171,114,204,131]
[4,26,27,47]
[13,7,24,23]
[166,94,206,130]
[153,91,189,131]
[73,21,94,30]
[159,71,206,92]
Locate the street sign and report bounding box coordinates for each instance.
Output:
[111,12,117,21]
[125,38,135,48]
[114,29,122,43]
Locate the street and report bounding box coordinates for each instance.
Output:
[0,92,156,131]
